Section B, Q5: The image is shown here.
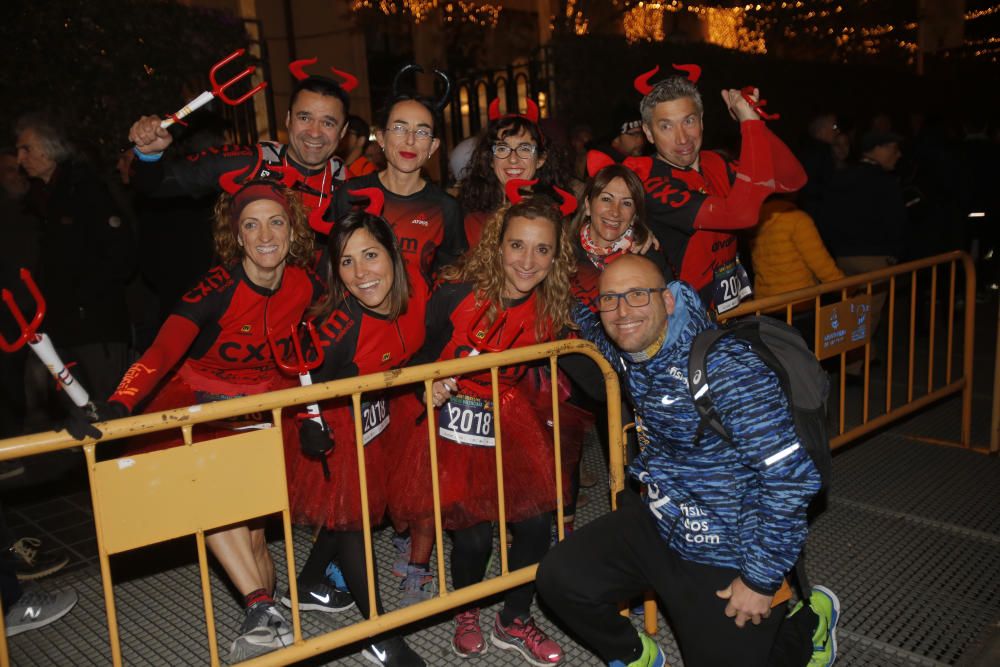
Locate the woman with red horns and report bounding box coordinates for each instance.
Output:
[281,190,430,666]
[389,184,582,665]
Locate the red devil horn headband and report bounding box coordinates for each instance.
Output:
[288,57,358,92]
[634,63,702,95]
[585,150,653,182]
[505,179,578,217]
[488,98,540,123]
[504,178,538,204]
[349,188,385,216]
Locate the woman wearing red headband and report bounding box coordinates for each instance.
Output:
[81,181,322,662]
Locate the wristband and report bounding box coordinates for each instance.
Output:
[133,147,164,162]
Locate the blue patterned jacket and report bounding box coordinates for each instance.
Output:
[574,281,821,594]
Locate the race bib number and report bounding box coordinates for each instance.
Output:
[712,258,752,314]
[438,395,496,447]
[360,397,389,445]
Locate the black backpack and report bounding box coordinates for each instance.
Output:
[687,315,833,666]
[687,315,832,491]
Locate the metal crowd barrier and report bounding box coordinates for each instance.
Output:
[721,251,987,453]
[0,339,622,666]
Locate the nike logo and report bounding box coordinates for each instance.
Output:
[661,395,680,405]
[309,591,330,604]
[24,606,41,620]
[372,645,387,661]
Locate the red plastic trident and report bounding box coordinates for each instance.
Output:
[466,301,526,354]
[739,86,780,121]
[268,321,324,380]
[0,268,44,352]
[159,49,268,130]
[1,269,91,408]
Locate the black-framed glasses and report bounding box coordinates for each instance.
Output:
[492,143,538,159]
[595,287,667,312]
[386,123,434,141]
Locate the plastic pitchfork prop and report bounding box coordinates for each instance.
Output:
[158,49,267,129]
[0,269,90,408]
[739,86,780,121]
[267,322,329,476]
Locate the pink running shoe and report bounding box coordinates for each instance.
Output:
[452,608,487,658]
[490,612,562,666]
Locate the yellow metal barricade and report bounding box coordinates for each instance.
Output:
[0,339,623,666]
[721,251,983,452]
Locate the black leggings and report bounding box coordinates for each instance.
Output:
[451,512,552,624]
[298,528,383,619]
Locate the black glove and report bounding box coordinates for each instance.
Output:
[299,417,333,480]
[61,403,102,441]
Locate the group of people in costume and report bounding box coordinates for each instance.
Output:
[66,55,811,667]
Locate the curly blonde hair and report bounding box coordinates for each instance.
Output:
[440,198,577,338]
[211,182,314,268]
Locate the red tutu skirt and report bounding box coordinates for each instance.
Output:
[284,394,391,530]
[125,366,296,455]
[386,376,592,531]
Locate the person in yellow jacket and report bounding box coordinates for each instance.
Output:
[749,196,844,301]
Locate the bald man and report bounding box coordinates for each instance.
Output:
[537,256,833,667]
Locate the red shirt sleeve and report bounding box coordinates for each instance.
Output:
[109,315,201,411]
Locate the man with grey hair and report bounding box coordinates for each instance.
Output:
[639,75,806,315]
[13,113,135,406]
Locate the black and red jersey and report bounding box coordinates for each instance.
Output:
[415,282,554,398]
[311,264,430,381]
[110,263,324,410]
[132,141,346,235]
[643,120,806,313]
[334,172,465,280]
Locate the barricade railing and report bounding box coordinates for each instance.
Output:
[720,251,984,452]
[0,339,622,667]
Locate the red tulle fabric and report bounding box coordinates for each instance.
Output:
[123,367,296,455]
[284,398,389,530]
[385,375,592,530]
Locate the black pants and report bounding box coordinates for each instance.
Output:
[0,505,21,609]
[536,490,785,667]
[452,513,551,623]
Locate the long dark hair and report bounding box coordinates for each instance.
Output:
[311,211,410,321]
[459,116,566,213]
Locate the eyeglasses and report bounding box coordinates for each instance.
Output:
[492,143,538,159]
[595,287,667,312]
[386,123,434,142]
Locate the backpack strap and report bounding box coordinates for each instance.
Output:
[688,328,730,443]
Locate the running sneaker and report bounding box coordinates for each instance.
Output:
[806,585,841,666]
[398,564,435,608]
[608,632,665,667]
[10,537,70,581]
[452,608,487,658]
[490,612,562,666]
[280,581,355,613]
[4,587,77,636]
[324,560,349,590]
[361,635,426,666]
[228,602,293,662]
[391,532,411,578]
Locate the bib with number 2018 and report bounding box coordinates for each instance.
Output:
[438,395,496,447]
[713,258,752,314]
[359,397,389,445]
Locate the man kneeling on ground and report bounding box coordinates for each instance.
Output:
[536,255,837,667]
